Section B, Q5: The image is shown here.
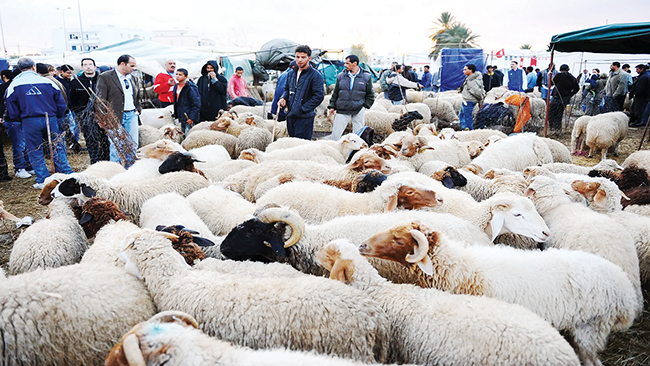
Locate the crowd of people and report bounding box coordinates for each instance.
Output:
[2,47,650,184]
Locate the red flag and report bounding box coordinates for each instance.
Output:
[520,57,524,65]
[495,49,505,58]
[531,57,537,66]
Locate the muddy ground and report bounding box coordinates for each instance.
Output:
[1,122,649,365]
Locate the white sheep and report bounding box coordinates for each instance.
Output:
[121,228,391,363]
[317,240,581,366]
[540,159,624,175]
[266,133,367,160]
[202,160,256,182]
[139,105,175,128]
[234,125,274,155]
[229,104,269,117]
[359,221,638,366]
[107,311,400,366]
[239,144,347,164]
[570,115,591,154]
[8,199,88,275]
[136,139,186,160]
[397,134,471,169]
[79,160,127,180]
[539,137,572,163]
[438,127,507,145]
[186,186,256,236]
[585,111,629,160]
[465,133,553,174]
[256,177,442,224]
[181,130,238,158]
[53,172,210,224]
[107,158,164,184]
[363,110,401,135]
[526,175,643,312]
[0,262,156,365]
[422,97,459,123]
[622,150,650,171]
[138,124,183,147]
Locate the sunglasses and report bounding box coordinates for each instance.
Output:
[124,79,130,89]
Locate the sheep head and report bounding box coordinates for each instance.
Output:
[220,205,305,261]
[352,169,387,193]
[137,139,184,160]
[238,148,262,163]
[38,178,63,205]
[368,145,398,160]
[398,135,434,157]
[464,140,484,158]
[155,225,215,265]
[317,239,358,285]
[54,177,97,205]
[348,150,391,174]
[431,166,468,188]
[359,221,436,275]
[106,311,198,366]
[487,195,550,243]
[158,151,204,175]
[414,124,437,136]
[384,181,442,212]
[79,197,128,239]
[570,181,607,207]
[161,125,183,140]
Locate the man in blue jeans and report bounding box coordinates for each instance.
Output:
[459,64,485,130]
[5,58,73,189]
[1,68,33,179]
[96,54,140,167]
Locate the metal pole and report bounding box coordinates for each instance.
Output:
[77,0,85,51]
[543,46,555,137]
[0,12,8,59]
[44,113,56,172]
[55,7,71,58]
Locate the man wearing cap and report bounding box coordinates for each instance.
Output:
[95,54,141,167]
[5,58,73,189]
[548,64,579,133]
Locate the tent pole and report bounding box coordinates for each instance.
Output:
[544,46,555,137]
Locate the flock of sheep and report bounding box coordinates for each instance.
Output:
[1,83,650,366]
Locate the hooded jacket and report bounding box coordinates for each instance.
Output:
[196,61,228,121]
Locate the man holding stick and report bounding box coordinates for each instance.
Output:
[5,58,73,189]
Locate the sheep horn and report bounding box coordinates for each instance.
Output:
[256,206,305,247]
[149,310,199,329]
[406,229,429,263]
[122,333,146,366]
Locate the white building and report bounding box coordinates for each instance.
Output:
[153,29,215,47]
[51,25,154,54]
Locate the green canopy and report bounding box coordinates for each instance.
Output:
[550,22,650,54]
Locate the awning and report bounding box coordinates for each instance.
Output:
[549,22,650,54]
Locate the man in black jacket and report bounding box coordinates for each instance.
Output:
[327,54,375,141]
[548,64,579,132]
[278,45,325,140]
[630,64,650,127]
[196,61,228,122]
[70,58,104,159]
[173,68,201,134]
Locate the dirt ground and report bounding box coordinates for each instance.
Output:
[1,122,649,365]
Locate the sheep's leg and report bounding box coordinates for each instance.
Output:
[601,148,607,161]
[588,147,595,158]
[571,323,607,366]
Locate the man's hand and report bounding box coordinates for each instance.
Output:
[167,78,175,86]
[187,119,194,125]
[208,71,216,79]
[278,98,286,108]
[328,108,336,116]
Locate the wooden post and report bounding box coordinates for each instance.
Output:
[44,112,56,172]
[543,46,555,137]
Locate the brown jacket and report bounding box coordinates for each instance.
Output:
[95,69,141,123]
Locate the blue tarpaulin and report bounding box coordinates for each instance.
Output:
[439,48,484,92]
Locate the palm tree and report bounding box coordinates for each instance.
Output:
[520,44,532,50]
[429,20,480,59]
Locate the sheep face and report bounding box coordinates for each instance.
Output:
[38,178,63,205]
[393,185,442,210]
[488,197,550,243]
[570,181,607,207]
[79,197,128,239]
[431,166,468,188]
[220,218,288,261]
[465,141,484,158]
[368,145,398,160]
[162,125,183,140]
[54,177,97,204]
[354,170,387,193]
[398,135,432,157]
[349,151,391,174]
[316,241,355,285]
[340,133,368,151]
[158,151,201,174]
[137,140,182,160]
[359,222,438,269]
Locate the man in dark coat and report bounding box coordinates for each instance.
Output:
[95,54,141,167]
[172,68,201,134]
[630,64,650,127]
[70,58,107,160]
[548,64,579,132]
[196,61,228,122]
[278,45,325,140]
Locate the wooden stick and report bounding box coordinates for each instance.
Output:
[44,112,56,172]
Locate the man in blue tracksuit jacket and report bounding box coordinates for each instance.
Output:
[5,58,73,188]
[278,45,324,140]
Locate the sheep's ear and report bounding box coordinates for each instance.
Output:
[384,194,398,212]
[594,189,607,205]
[442,176,454,189]
[488,209,506,242]
[79,212,94,225]
[81,184,96,198]
[418,146,434,153]
[193,236,215,247]
[524,187,535,198]
[416,256,434,276]
[329,258,354,284]
[269,234,286,258]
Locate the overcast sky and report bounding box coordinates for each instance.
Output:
[2,0,649,57]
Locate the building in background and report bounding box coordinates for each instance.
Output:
[153,30,215,47]
[47,25,154,55]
